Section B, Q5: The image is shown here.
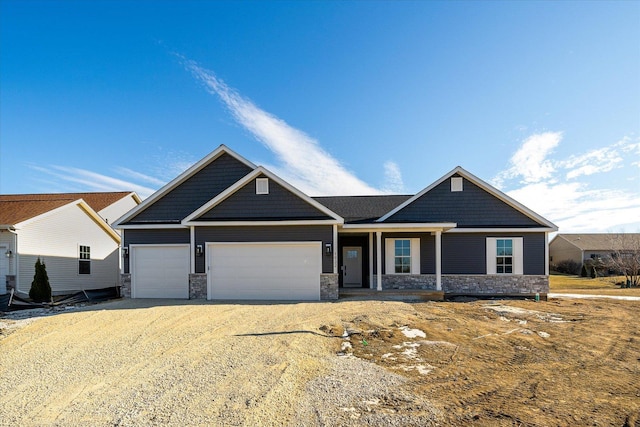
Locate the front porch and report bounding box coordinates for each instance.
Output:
[335,224,452,292]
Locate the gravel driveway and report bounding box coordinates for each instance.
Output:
[0,299,438,426]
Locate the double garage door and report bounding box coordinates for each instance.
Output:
[131,242,321,300]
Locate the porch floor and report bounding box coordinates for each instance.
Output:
[338,288,444,302]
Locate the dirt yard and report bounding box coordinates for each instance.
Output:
[1,297,639,426]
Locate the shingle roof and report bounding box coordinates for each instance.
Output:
[313,195,413,223]
[0,192,133,225]
[556,233,640,251]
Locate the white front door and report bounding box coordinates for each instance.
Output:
[342,246,362,288]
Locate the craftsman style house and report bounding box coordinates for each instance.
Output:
[114,145,557,300]
[0,192,140,296]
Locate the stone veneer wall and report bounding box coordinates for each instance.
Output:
[442,275,549,295]
[376,274,438,290]
[374,274,549,294]
[321,274,339,300]
[120,273,131,298]
[189,273,207,299]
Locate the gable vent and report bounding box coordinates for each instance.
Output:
[256,178,269,195]
[451,177,463,192]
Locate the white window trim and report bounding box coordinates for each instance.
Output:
[256,178,269,195]
[486,237,523,275]
[385,238,420,275]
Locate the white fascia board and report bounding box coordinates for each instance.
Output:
[341,223,457,232]
[183,220,341,227]
[446,227,556,233]
[377,166,559,231]
[116,224,189,229]
[112,145,256,227]
[182,166,344,224]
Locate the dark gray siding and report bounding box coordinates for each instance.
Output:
[523,233,546,275]
[126,153,253,223]
[198,174,333,221]
[441,232,546,275]
[122,228,191,273]
[195,225,333,274]
[442,234,486,274]
[386,175,543,227]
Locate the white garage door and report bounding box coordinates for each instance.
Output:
[131,245,190,299]
[208,242,321,301]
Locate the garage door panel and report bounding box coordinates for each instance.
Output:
[132,245,189,299]
[209,242,321,301]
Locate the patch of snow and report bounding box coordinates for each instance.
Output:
[538,331,550,338]
[399,326,426,338]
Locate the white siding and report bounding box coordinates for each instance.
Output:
[16,203,120,295]
[98,194,139,232]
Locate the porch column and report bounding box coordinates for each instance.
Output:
[435,230,442,291]
[190,226,196,274]
[376,231,382,291]
[333,224,338,274]
[369,232,374,289]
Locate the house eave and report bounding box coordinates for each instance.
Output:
[446,227,557,233]
[340,222,457,233]
[182,219,343,227]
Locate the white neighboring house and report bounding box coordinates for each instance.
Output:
[0,192,140,296]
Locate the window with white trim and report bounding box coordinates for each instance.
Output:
[385,238,420,274]
[486,237,523,275]
[256,178,269,195]
[79,245,91,275]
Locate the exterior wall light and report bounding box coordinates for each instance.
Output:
[122,247,129,258]
[196,245,204,257]
[5,249,12,258]
[325,243,332,256]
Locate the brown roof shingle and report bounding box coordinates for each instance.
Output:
[0,192,133,225]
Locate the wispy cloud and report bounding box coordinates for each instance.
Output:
[28,164,157,198]
[493,131,562,186]
[382,161,405,194]
[182,58,383,196]
[494,133,640,233]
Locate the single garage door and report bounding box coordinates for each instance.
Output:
[208,242,321,300]
[131,245,190,298]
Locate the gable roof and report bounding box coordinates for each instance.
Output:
[552,233,640,251]
[0,192,138,226]
[183,166,343,224]
[377,166,558,230]
[313,195,412,224]
[113,145,256,227]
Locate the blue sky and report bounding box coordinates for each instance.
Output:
[1,0,639,233]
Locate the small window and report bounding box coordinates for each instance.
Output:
[496,239,513,274]
[451,177,463,192]
[79,245,91,275]
[394,239,411,274]
[256,178,269,195]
